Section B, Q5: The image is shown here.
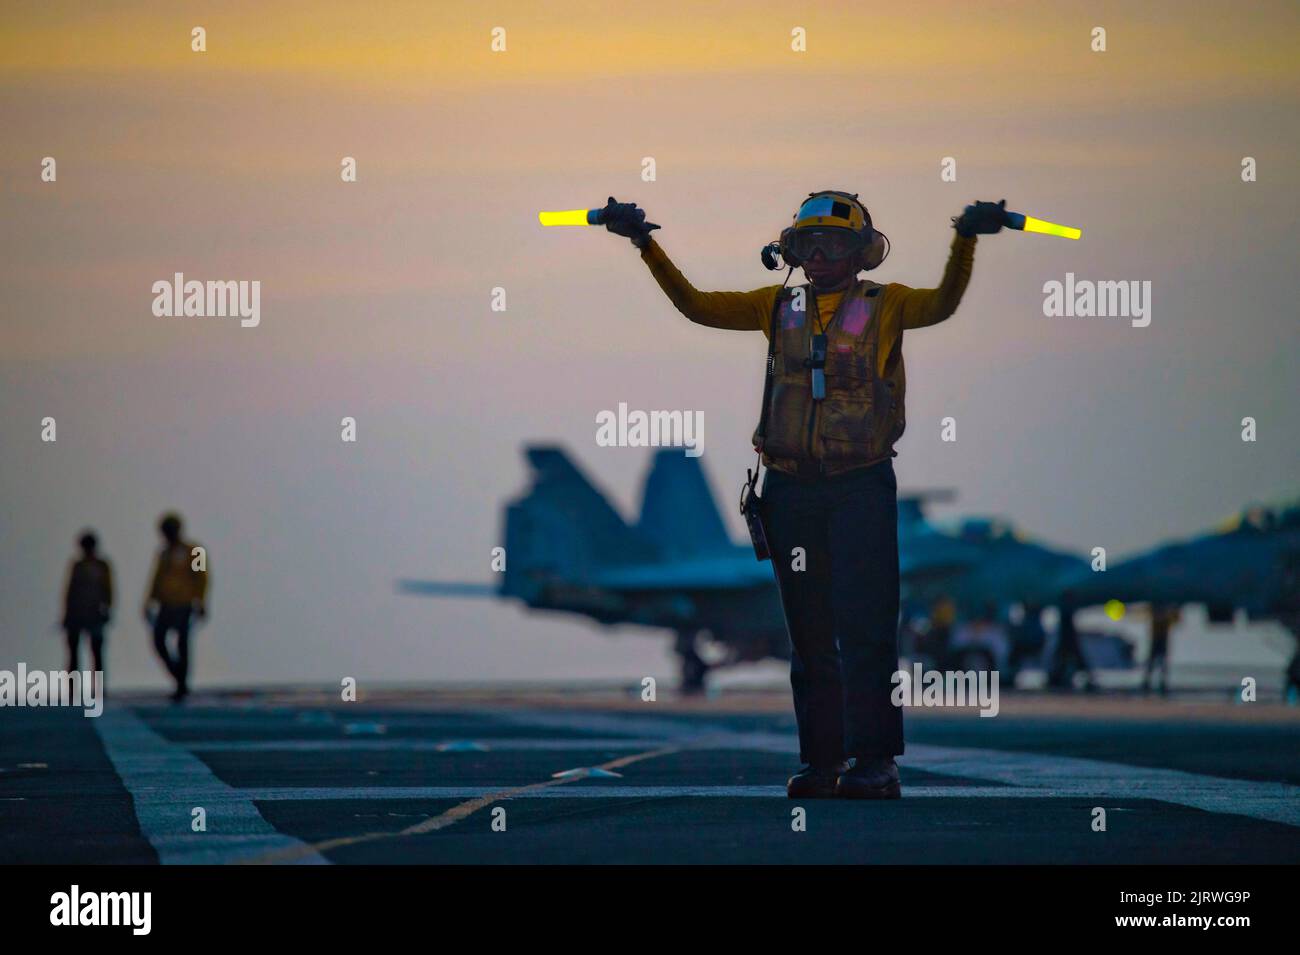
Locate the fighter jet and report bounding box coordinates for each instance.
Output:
[1054,499,1300,688]
[901,514,1087,618]
[1057,500,1300,619]
[892,507,1104,680]
[399,446,1089,690]
[401,446,784,689]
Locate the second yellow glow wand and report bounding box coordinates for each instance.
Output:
[538,209,601,227]
[1004,211,1082,240]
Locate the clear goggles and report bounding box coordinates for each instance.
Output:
[789,228,865,262]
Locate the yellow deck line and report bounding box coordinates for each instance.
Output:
[242,745,680,865]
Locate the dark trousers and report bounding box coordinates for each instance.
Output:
[762,459,903,766]
[1143,634,1169,690]
[153,605,192,694]
[1048,617,1092,688]
[65,623,105,675]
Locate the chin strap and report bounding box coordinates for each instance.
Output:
[809,275,859,293]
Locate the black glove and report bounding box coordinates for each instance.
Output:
[600,196,660,248]
[954,199,1007,238]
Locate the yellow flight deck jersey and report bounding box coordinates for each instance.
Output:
[148,541,209,608]
[639,233,977,476]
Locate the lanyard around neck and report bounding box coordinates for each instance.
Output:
[809,280,858,335]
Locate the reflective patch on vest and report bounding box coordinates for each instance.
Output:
[839,295,873,337]
[778,298,805,330]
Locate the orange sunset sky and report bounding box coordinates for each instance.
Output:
[2,1,1297,687]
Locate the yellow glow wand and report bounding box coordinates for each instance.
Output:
[538,199,658,236]
[538,209,600,227]
[1004,211,1082,240]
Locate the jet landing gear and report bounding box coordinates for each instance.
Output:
[675,630,710,694]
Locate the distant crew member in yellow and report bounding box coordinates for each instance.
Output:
[144,512,208,703]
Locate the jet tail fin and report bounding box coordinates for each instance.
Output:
[502,446,657,600]
[637,449,734,559]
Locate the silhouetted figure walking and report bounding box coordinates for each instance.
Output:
[1142,604,1179,695]
[144,513,208,702]
[1048,592,1094,691]
[63,531,112,688]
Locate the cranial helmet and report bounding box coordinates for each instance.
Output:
[763,190,889,271]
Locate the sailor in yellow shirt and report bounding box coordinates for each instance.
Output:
[144,512,208,702]
[604,192,1008,798]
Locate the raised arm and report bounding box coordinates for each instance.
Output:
[639,237,778,333]
[890,233,977,330]
[599,197,779,334]
[889,199,1011,330]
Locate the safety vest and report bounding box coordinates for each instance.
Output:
[150,542,206,606]
[753,280,906,476]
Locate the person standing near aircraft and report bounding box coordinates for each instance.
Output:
[1142,604,1179,695]
[603,191,1004,798]
[1048,591,1094,691]
[144,512,208,702]
[62,530,112,688]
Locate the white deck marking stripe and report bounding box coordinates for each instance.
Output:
[139,712,519,728]
[903,743,1300,829]
[238,785,1051,800]
[92,706,328,865]
[106,702,1299,855]
[489,713,1300,828]
[185,738,665,752]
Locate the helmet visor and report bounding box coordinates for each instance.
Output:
[789,228,863,262]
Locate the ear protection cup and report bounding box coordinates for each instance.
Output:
[862,230,889,271]
[777,226,802,267]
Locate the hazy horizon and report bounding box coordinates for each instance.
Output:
[3,0,1297,690]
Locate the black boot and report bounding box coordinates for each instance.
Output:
[787,762,848,799]
[835,757,901,799]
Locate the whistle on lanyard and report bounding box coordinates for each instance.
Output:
[807,334,828,401]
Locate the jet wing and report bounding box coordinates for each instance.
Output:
[899,533,984,580]
[1056,541,1275,613]
[590,556,774,593]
